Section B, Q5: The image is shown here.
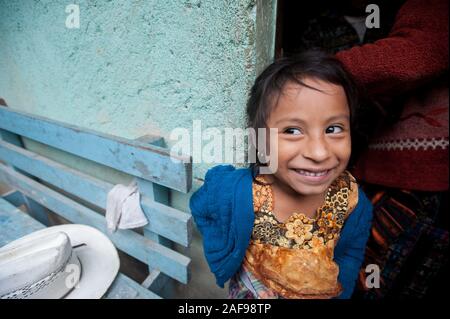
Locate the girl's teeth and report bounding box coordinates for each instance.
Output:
[297,169,327,177]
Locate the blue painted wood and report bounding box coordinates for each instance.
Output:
[0,128,50,225]
[0,163,191,284]
[105,273,161,299]
[136,134,166,148]
[138,178,174,297]
[0,140,192,247]
[0,109,193,296]
[2,190,25,207]
[0,128,23,146]
[135,135,172,247]
[141,270,167,294]
[0,197,45,246]
[0,197,161,299]
[23,197,52,225]
[1,189,51,227]
[135,135,175,297]
[138,180,173,246]
[0,106,192,193]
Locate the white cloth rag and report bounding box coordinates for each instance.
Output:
[106,181,148,232]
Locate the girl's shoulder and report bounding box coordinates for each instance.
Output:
[190,164,252,213]
[202,164,251,188]
[204,164,237,180]
[347,177,373,230]
[337,170,373,228]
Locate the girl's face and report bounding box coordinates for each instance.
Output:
[265,78,351,198]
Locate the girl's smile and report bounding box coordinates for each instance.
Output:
[291,167,334,184]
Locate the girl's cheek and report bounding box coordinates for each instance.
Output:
[276,140,298,165]
[339,139,352,162]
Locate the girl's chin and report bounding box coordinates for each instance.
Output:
[290,184,330,197]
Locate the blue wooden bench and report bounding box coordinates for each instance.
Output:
[0,105,192,299]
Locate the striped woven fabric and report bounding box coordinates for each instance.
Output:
[354,185,449,299]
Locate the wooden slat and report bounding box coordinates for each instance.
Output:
[0,197,44,246]
[0,128,50,225]
[0,164,191,284]
[0,128,24,147]
[0,140,192,247]
[105,273,161,299]
[2,190,25,207]
[0,106,192,193]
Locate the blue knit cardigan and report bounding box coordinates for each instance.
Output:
[189,165,373,299]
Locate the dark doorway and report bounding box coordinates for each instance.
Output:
[275,0,404,58]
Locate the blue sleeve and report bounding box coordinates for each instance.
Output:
[189,166,227,254]
[188,164,237,286]
[335,190,373,299]
[189,164,234,224]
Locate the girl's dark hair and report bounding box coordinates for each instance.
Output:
[246,50,372,182]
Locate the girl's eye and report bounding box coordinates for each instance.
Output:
[284,128,303,135]
[326,125,344,134]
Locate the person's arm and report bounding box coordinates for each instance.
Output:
[336,0,449,97]
[189,166,225,254]
[189,164,237,287]
[334,190,373,299]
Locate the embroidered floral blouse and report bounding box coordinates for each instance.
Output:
[228,171,359,299]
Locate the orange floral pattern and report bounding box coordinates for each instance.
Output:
[251,171,358,251]
[285,214,314,246]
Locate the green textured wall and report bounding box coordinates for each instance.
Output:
[0,0,277,297]
[0,0,277,183]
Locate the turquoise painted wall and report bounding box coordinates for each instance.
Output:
[0,0,277,297]
[0,0,276,182]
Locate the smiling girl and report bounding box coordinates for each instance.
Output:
[189,51,373,299]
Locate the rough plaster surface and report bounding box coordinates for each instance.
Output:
[0,0,277,177]
[0,0,277,298]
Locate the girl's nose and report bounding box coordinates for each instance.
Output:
[302,136,331,162]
